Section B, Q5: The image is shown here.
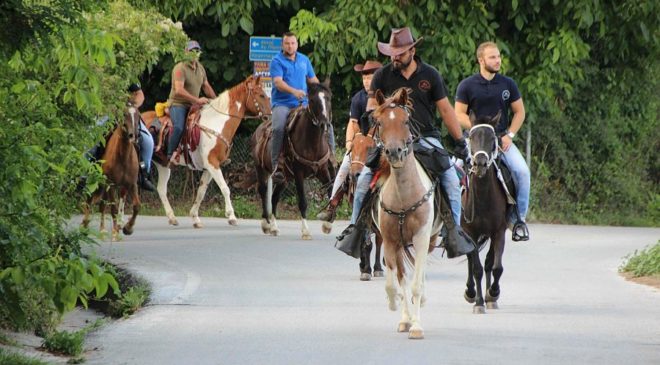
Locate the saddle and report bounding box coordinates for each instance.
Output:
[149,104,203,169]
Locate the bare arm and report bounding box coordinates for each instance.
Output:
[308,75,320,84]
[202,79,216,99]
[454,101,471,130]
[436,97,463,140]
[345,118,359,150]
[174,80,208,104]
[273,76,306,100]
[501,98,525,151]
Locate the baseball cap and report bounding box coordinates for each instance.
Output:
[186,40,201,51]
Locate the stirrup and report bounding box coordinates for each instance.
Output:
[512,221,529,241]
[334,224,363,259]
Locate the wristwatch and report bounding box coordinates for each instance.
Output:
[506,129,516,139]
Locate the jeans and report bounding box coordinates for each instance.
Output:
[138,121,154,171]
[271,105,336,169]
[330,153,351,197]
[350,137,462,225]
[167,105,189,158]
[501,143,530,222]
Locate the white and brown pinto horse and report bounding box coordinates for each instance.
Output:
[371,88,442,339]
[147,76,270,227]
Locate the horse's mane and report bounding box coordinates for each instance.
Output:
[308,82,331,96]
[373,87,414,118]
[210,75,256,113]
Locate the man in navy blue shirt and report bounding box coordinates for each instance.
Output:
[455,41,530,241]
[269,32,334,179]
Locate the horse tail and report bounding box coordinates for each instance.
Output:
[234,166,257,190]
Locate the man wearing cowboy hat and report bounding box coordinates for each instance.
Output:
[317,60,382,223]
[345,27,473,257]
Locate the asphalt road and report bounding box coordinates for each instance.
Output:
[83,216,659,365]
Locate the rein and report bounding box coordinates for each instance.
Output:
[207,86,271,122]
[467,124,498,174]
[381,180,437,245]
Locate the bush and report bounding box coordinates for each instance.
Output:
[620,242,660,277]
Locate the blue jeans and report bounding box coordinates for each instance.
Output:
[501,143,530,222]
[270,105,336,169]
[138,121,154,171]
[350,137,462,225]
[167,105,189,158]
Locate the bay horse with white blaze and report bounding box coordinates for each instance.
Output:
[371,88,443,339]
[462,111,511,314]
[82,106,141,241]
[143,76,270,228]
[251,81,335,239]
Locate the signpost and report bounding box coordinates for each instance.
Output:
[249,36,281,98]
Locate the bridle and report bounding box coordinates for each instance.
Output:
[305,91,332,130]
[467,123,498,174]
[123,105,140,145]
[349,132,374,170]
[372,103,414,163]
[208,82,271,122]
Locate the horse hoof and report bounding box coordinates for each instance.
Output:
[169,218,179,226]
[228,218,238,226]
[486,301,499,310]
[398,322,412,333]
[473,305,486,314]
[122,226,134,235]
[485,290,500,303]
[373,270,384,278]
[408,327,424,340]
[270,229,279,236]
[360,273,372,281]
[193,222,204,229]
[464,291,476,304]
[302,233,312,240]
[321,222,332,234]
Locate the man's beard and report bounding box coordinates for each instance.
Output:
[485,64,499,74]
[283,49,295,57]
[393,56,412,70]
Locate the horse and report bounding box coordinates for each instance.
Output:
[370,88,443,339]
[462,111,511,314]
[346,130,384,281]
[251,80,335,239]
[82,106,141,241]
[143,75,271,228]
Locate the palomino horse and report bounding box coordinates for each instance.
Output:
[371,88,443,339]
[82,106,141,241]
[143,76,270,228]
[251,81,335,239]
[462,111,511,314]
[347,130,384,281]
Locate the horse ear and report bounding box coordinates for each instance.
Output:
[492,110,502,126]
[469,111,477,127]
[397,87,409,105]
[321,78,331,88]
[375,89,386,105]
[255,75,261,85]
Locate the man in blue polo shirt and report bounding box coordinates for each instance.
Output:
[269,32,334,179]
[455,41,530,241]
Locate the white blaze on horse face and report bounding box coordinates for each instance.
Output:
[318,92,329,121]
[235,101,242,111]
[389,110,396,120]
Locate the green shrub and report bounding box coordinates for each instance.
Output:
[620,242,660,277]
[108,285,150,318]
[0,348,50,365]
[42,330,85,357]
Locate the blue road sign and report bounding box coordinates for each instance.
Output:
[249,36,282,61]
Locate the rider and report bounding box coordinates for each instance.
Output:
[128,82,157,192]
[269,31,335,181]
[317,60,382,222]
[338,27,474,258]
[455,41,530,241]
[166,40,216,167]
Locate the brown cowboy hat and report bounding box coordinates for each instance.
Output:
[353,60,383,74]
[377,27,423,57]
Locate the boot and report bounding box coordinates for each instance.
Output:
[512,221,529,241]
[139,162,156,192]
[438,192,476,258]
[334,224,366,259]
[316,188,345,222]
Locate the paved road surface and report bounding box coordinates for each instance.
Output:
[84,217,659,365]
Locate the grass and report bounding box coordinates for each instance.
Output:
[619,241,660,277]
[0,348,50,365]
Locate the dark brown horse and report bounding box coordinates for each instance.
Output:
[462,111,510,314]
[82,106,141,241]
[251,81,335,239]
[347,130,384,281]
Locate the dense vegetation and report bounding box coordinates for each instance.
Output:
[1,0,657,332]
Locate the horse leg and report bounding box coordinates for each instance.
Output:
[468,250,486,314]
[155,163,178,226]
[268,180,286,237]
[465,251,476,303]
[383,242,407,332]
[486,230,506,309]
[109,190,121,242]
[98,193,107,236]
[408,232,431,339]
[122,185,140,235]
[373,232,385,277]
[256,168,272,234]
[190,170,213,228]
[293,173,311,240]
[359,233,373,281]
[206,166,238,226]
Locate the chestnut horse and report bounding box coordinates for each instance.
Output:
[371,88,443,339]
[143,76,270,228]
[462,111,511,314]
[251,81,335,239]
[347,130,384,281]
[82,106,140,241]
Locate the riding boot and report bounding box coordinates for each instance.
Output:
[335,224,366,259]
[438,192,476,258]
[316,187,345,222]
[510,206,529,241]
[139,162,156,192]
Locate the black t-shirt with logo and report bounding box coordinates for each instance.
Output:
[455,73,521,133]
[370,56,448,138]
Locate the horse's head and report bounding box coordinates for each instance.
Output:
[349,129,376,177]
[372,88,414,168]
[306,80,332,130]
[244,75,272,122]
[468,111,501,178]
[122,105,140,144]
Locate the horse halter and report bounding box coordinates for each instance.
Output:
[123,105,140,144]
[208,82,271,122]
[468,123,498,171]
[373,103,413,160]
[305,92,331,129]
